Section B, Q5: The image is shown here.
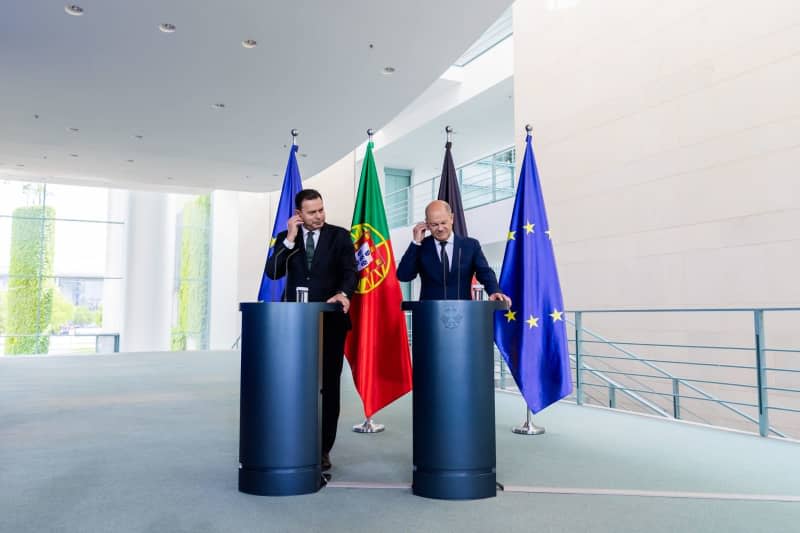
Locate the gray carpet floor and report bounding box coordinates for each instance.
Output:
[2,350,799,533]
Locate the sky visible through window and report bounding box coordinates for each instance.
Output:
[0,181,119,277]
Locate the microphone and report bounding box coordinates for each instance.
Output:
[270,247,286,283]
[282,247,302,302]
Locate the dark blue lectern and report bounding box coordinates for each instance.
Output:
[402,300,507,500]
[238,302,336,496]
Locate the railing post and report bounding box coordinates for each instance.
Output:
[608,384,616,408]
[672,378,681,419]
[575,311,584,405]
[491,155,497,202]
[407,186,413,227]
[754,310,769,437]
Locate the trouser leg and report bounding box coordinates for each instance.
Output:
[321,317,346,454]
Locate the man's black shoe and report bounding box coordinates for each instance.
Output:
[321,452,332,471]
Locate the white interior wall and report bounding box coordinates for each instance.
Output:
[236,191,272,303]
[512,0,800,310]
[510,0,800,432]
[208,190,240,349]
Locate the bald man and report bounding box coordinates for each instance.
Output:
[396,200,510,303]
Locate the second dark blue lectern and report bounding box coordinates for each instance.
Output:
[402,300,506,500]
[238,302,336,496]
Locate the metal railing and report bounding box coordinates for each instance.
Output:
[383,146,516,229]
[487,308,800,440]
[0,333,120,355]
[563,308,800,439]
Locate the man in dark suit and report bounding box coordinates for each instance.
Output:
[397,200,511,304]
[265,189,356,472]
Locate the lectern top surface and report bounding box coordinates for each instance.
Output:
[239,302,340,312]
[401,300,508,312]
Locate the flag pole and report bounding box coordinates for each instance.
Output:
[445,125,453,143]
[512,407,545,435]
[352,126,386,435]
[291,128,299,145]
[512,124,545,436]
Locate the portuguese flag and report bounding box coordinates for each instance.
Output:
[345,141,413,417]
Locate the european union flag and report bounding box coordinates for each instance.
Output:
[257,144,303,301]
[493,130,572,413]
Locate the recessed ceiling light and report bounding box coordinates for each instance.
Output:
[70,153,79,157]
[67,127,79,133]
[242,39,257,49]
[34,114,40,119]
[127,159,135,163]
[166,176,174,180]
[43,155,48,159]
[133,135,144,140]
[382,66,396,75]
[159,23,176,33]
[65,5,84,16]
[211,103,225,110]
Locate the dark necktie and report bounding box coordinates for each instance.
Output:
[305,231,315,270]
[439,240,449,288]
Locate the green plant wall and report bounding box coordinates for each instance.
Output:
[0,290,7,334]
[5,206,56,354]
[171,195,210,350]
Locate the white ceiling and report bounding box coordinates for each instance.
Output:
[374,77,515,182]
[0,0,511,192]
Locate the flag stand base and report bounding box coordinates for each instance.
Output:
[353,418,385,433]
[512,421,545,435]
[512,409,545,435]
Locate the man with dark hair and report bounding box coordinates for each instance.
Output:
[397,200,511,303]
[294,188,322,210]
[265,188,356,472]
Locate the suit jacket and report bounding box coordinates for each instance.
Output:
[265,223,357,328]
[396,234,499,300]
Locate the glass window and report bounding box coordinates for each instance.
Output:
[494,147,516,201]
[384,168,412,228]
[461,157,494,209]
[0,181,124,356]
[384,146,516,232]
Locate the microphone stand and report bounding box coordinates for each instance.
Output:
[282,247,302,302]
